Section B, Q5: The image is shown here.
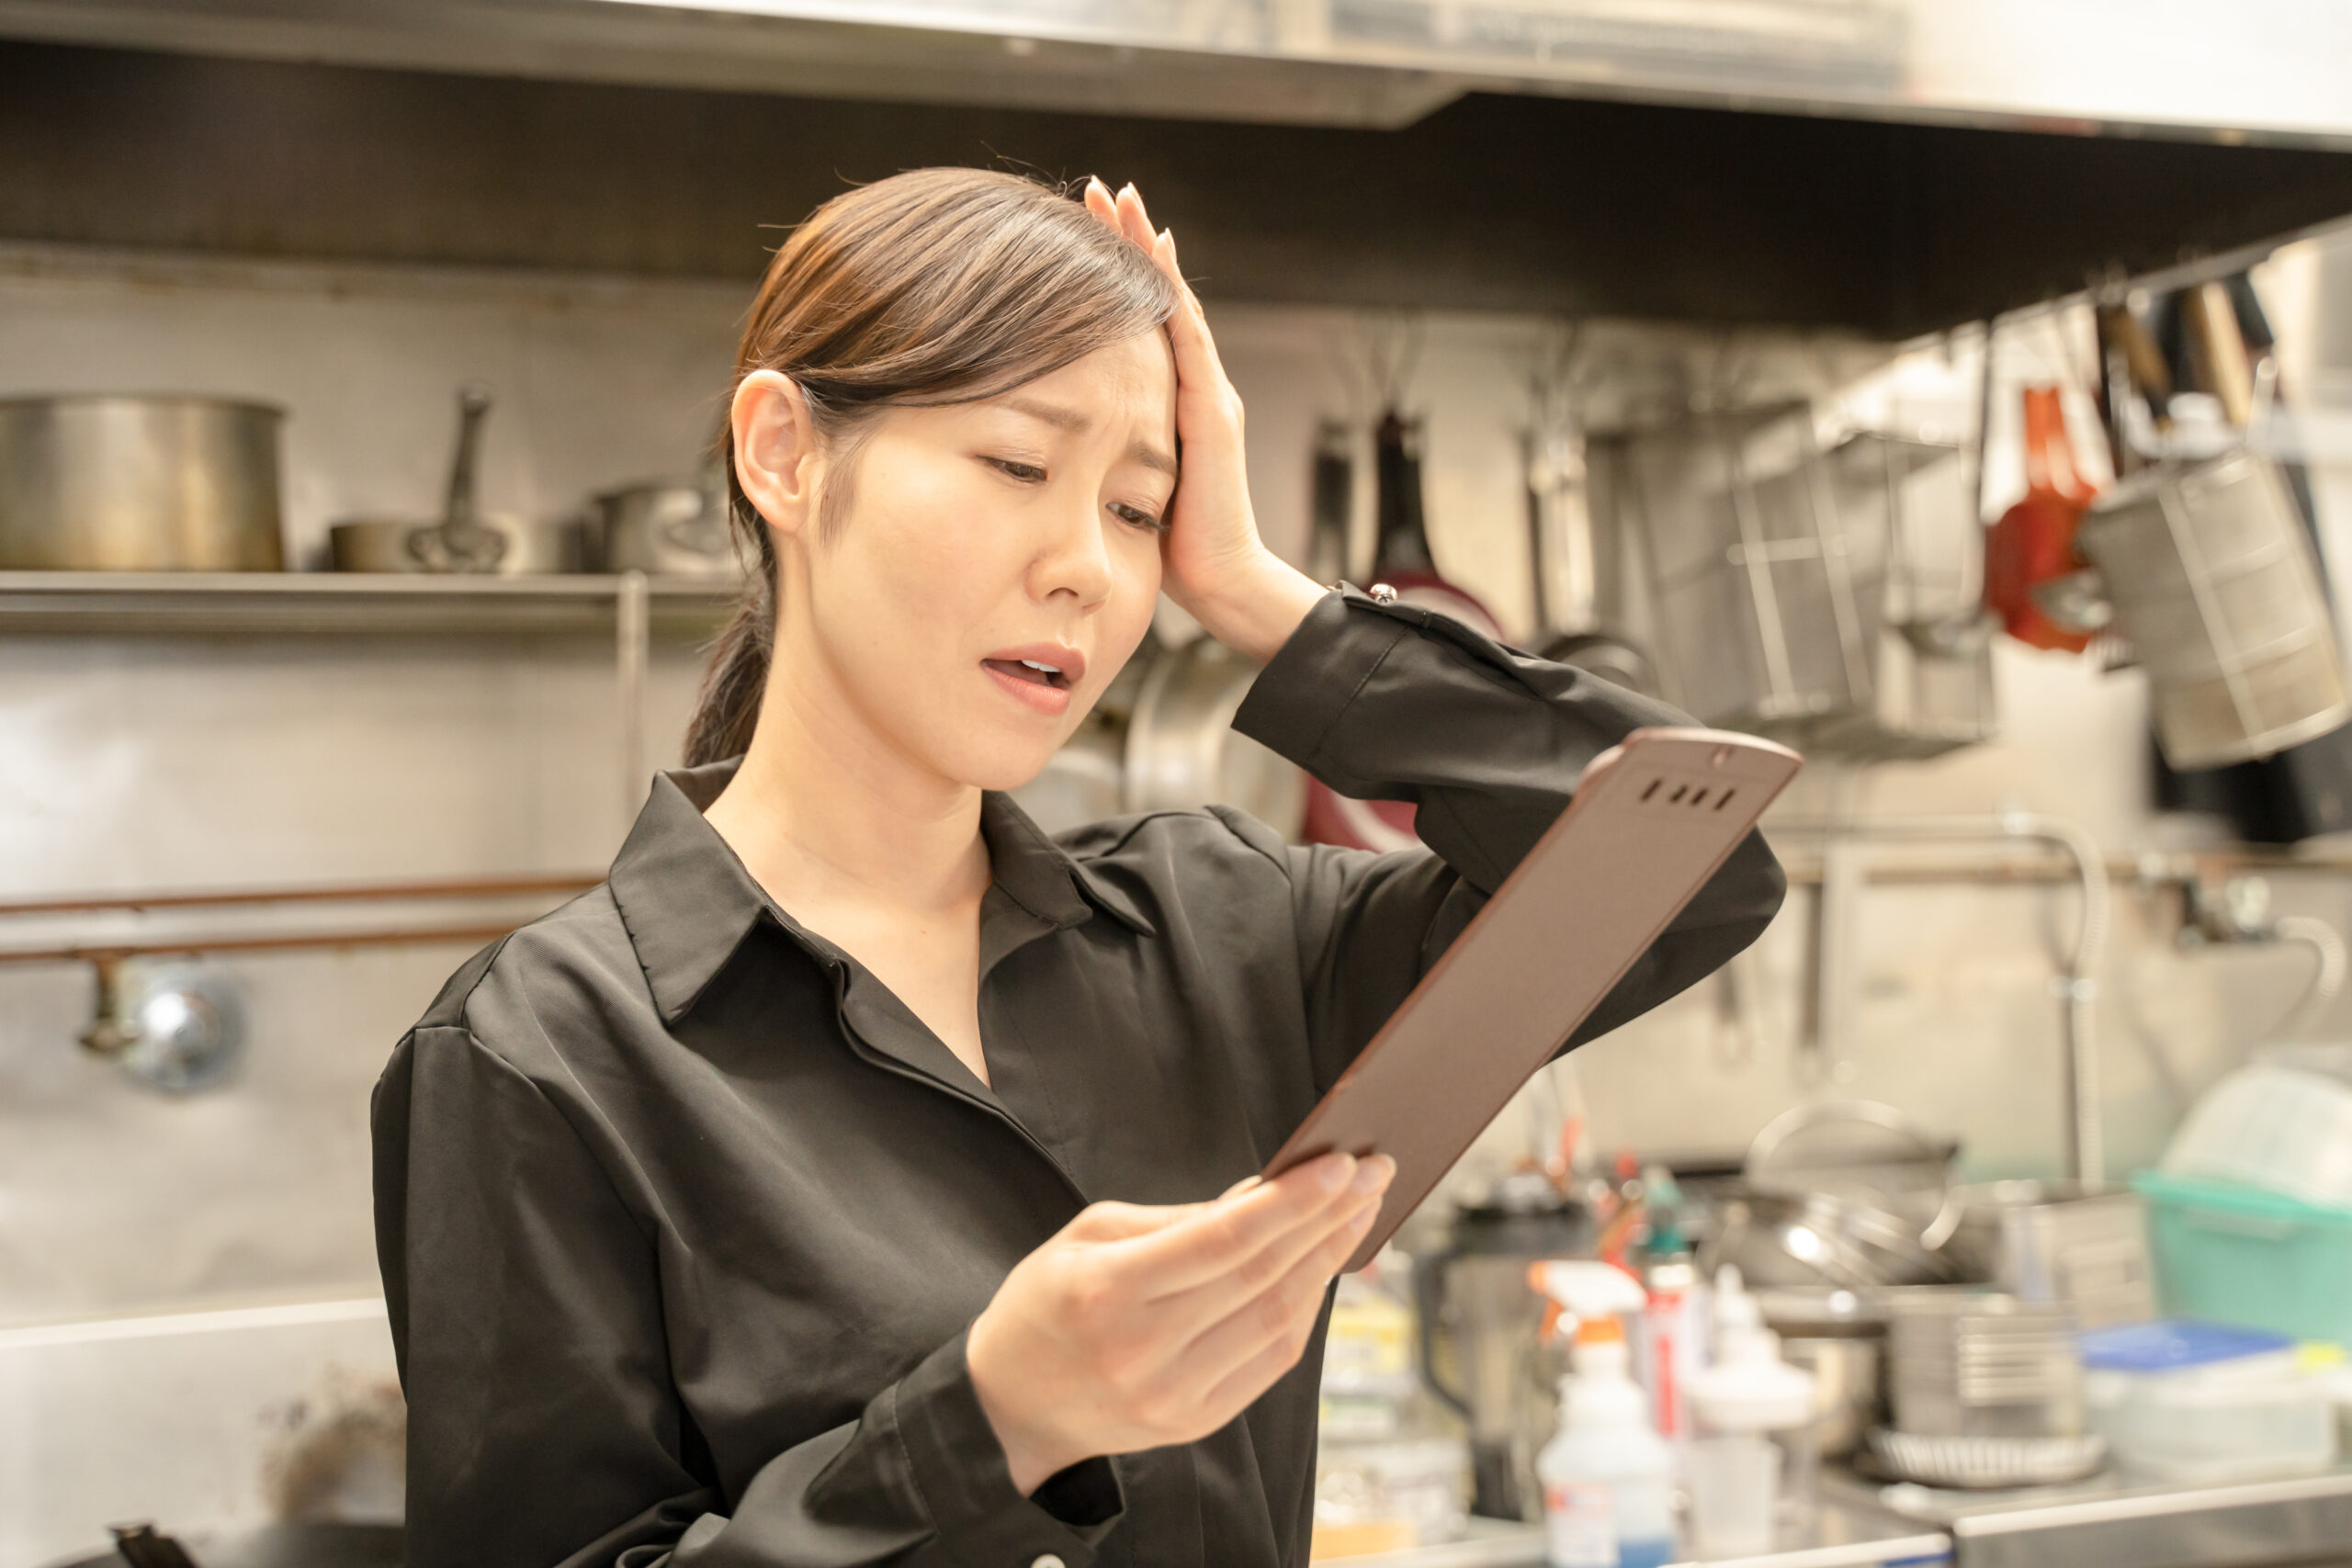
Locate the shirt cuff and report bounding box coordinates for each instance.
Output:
[1232,584,1417,773]
[892,1328,1126,1562]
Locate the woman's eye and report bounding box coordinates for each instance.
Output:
[1110,503,1169,535]
[986,457,1047,483]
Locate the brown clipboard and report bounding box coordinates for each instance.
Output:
[1263,727,1801,1271]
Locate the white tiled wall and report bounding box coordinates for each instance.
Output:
[4,234,2352,1555]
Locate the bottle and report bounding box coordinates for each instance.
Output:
[1686,1267,1818,1558]
[1633,1167,1702,1448]
[1529,1264,1674,1568]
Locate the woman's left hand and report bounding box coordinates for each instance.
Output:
[1084,177,1325,664]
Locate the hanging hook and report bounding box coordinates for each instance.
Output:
[78,951,140,1057]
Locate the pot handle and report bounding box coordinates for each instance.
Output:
[1413,1247,1473,1419]
[419,386,507,573]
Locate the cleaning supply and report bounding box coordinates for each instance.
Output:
[1633,1167,1702,1446]
[1529,1262,1673,1568]
[1687,1267,1817,1558]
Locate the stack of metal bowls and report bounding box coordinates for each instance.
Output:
[1871,1287,2108,1489]
[1888,1288,2082,1438]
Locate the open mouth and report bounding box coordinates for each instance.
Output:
[980,657,1071,691]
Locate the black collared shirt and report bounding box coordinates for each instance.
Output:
[372,587,1785,1568]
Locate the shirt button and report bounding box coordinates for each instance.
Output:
[1030,1556,1067,1568]
[1367,581,1398,605]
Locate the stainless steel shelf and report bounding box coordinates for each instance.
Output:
[0,570,739,637]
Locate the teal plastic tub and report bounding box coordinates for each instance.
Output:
[2134,1170,2352,1347]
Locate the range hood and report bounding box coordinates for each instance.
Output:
[0,0,2348,142]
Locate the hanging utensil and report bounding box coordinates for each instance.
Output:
[1525,338,1658,694]
[1621,400,1881,742]
[1302,405,1504,852]
[1984,387,2102,652]
[2079,446,2350,769]
[1306,418,1353,587]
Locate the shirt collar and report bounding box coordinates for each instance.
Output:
[607,757,1156,1023]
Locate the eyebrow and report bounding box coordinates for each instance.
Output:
[1001,394,1179,479]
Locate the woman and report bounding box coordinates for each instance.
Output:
[373,168,1784,1568]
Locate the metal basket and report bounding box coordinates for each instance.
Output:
[1619,405,1993,761]
[2077,448,2349,770]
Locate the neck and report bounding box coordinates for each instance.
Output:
[703,625,989,920]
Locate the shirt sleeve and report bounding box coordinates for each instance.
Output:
[1229,585,1788,1091]
[373,1023,1125,1568]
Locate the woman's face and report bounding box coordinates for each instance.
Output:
[780,332,1176,793]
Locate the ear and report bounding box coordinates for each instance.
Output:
[732,370,822,540]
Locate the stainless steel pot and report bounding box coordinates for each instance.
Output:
[1942,1179,2154,1329]
[327,513,581,574]
[327,386,581,575]
[1781,1336,1885,1458]
[589,478,739,578]
[0,394,286,570]
[1122,631,1305,833]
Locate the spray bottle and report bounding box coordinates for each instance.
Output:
[1527,1261,1676,1568]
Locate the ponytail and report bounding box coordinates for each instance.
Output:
[684,464,778,767]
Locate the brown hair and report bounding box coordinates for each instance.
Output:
[684,167,1178,767]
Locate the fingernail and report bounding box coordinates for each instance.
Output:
[1316,1153,1358,1195]
[1351,1155,1396,1195]
[1120,182,1138,199]
[1086,175,1109,195]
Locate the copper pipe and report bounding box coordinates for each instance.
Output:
[0,925,523,966]
[1782,847,2352,887]
[0,874,598,919]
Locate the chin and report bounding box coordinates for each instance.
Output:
[935,730,1070,795]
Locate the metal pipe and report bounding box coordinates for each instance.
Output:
[0,925,524,967]
[0,874,598,919]
[618,566,650,819]
[1777,813,2110,1185]
[1777,844,2352,886]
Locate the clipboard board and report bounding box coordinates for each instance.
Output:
[1263,727,1801,1271]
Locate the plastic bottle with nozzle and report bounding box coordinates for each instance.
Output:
[1528,1262,1675,1568]
[1687,1266,1818,1557]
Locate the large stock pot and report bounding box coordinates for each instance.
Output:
[0,395,286,570]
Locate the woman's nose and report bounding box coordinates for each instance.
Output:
[1030,496,1115,609]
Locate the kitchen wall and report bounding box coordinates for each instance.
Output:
[4,231,2352,1550]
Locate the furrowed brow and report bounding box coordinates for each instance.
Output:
[1002,395,1089,433]
[1130,441,1179,479]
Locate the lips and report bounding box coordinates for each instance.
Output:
[981,657,1069,690]
[981,643,1086,716]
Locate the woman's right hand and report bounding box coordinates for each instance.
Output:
[967,1151,1396,1495]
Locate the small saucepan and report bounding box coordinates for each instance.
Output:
[328,386,581,574]
[587,474,741,579]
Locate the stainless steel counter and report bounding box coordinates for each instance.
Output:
[1332,1501,1949,1567]
[1336,1462,2352,1568]
[1831,1459,2352,1568]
